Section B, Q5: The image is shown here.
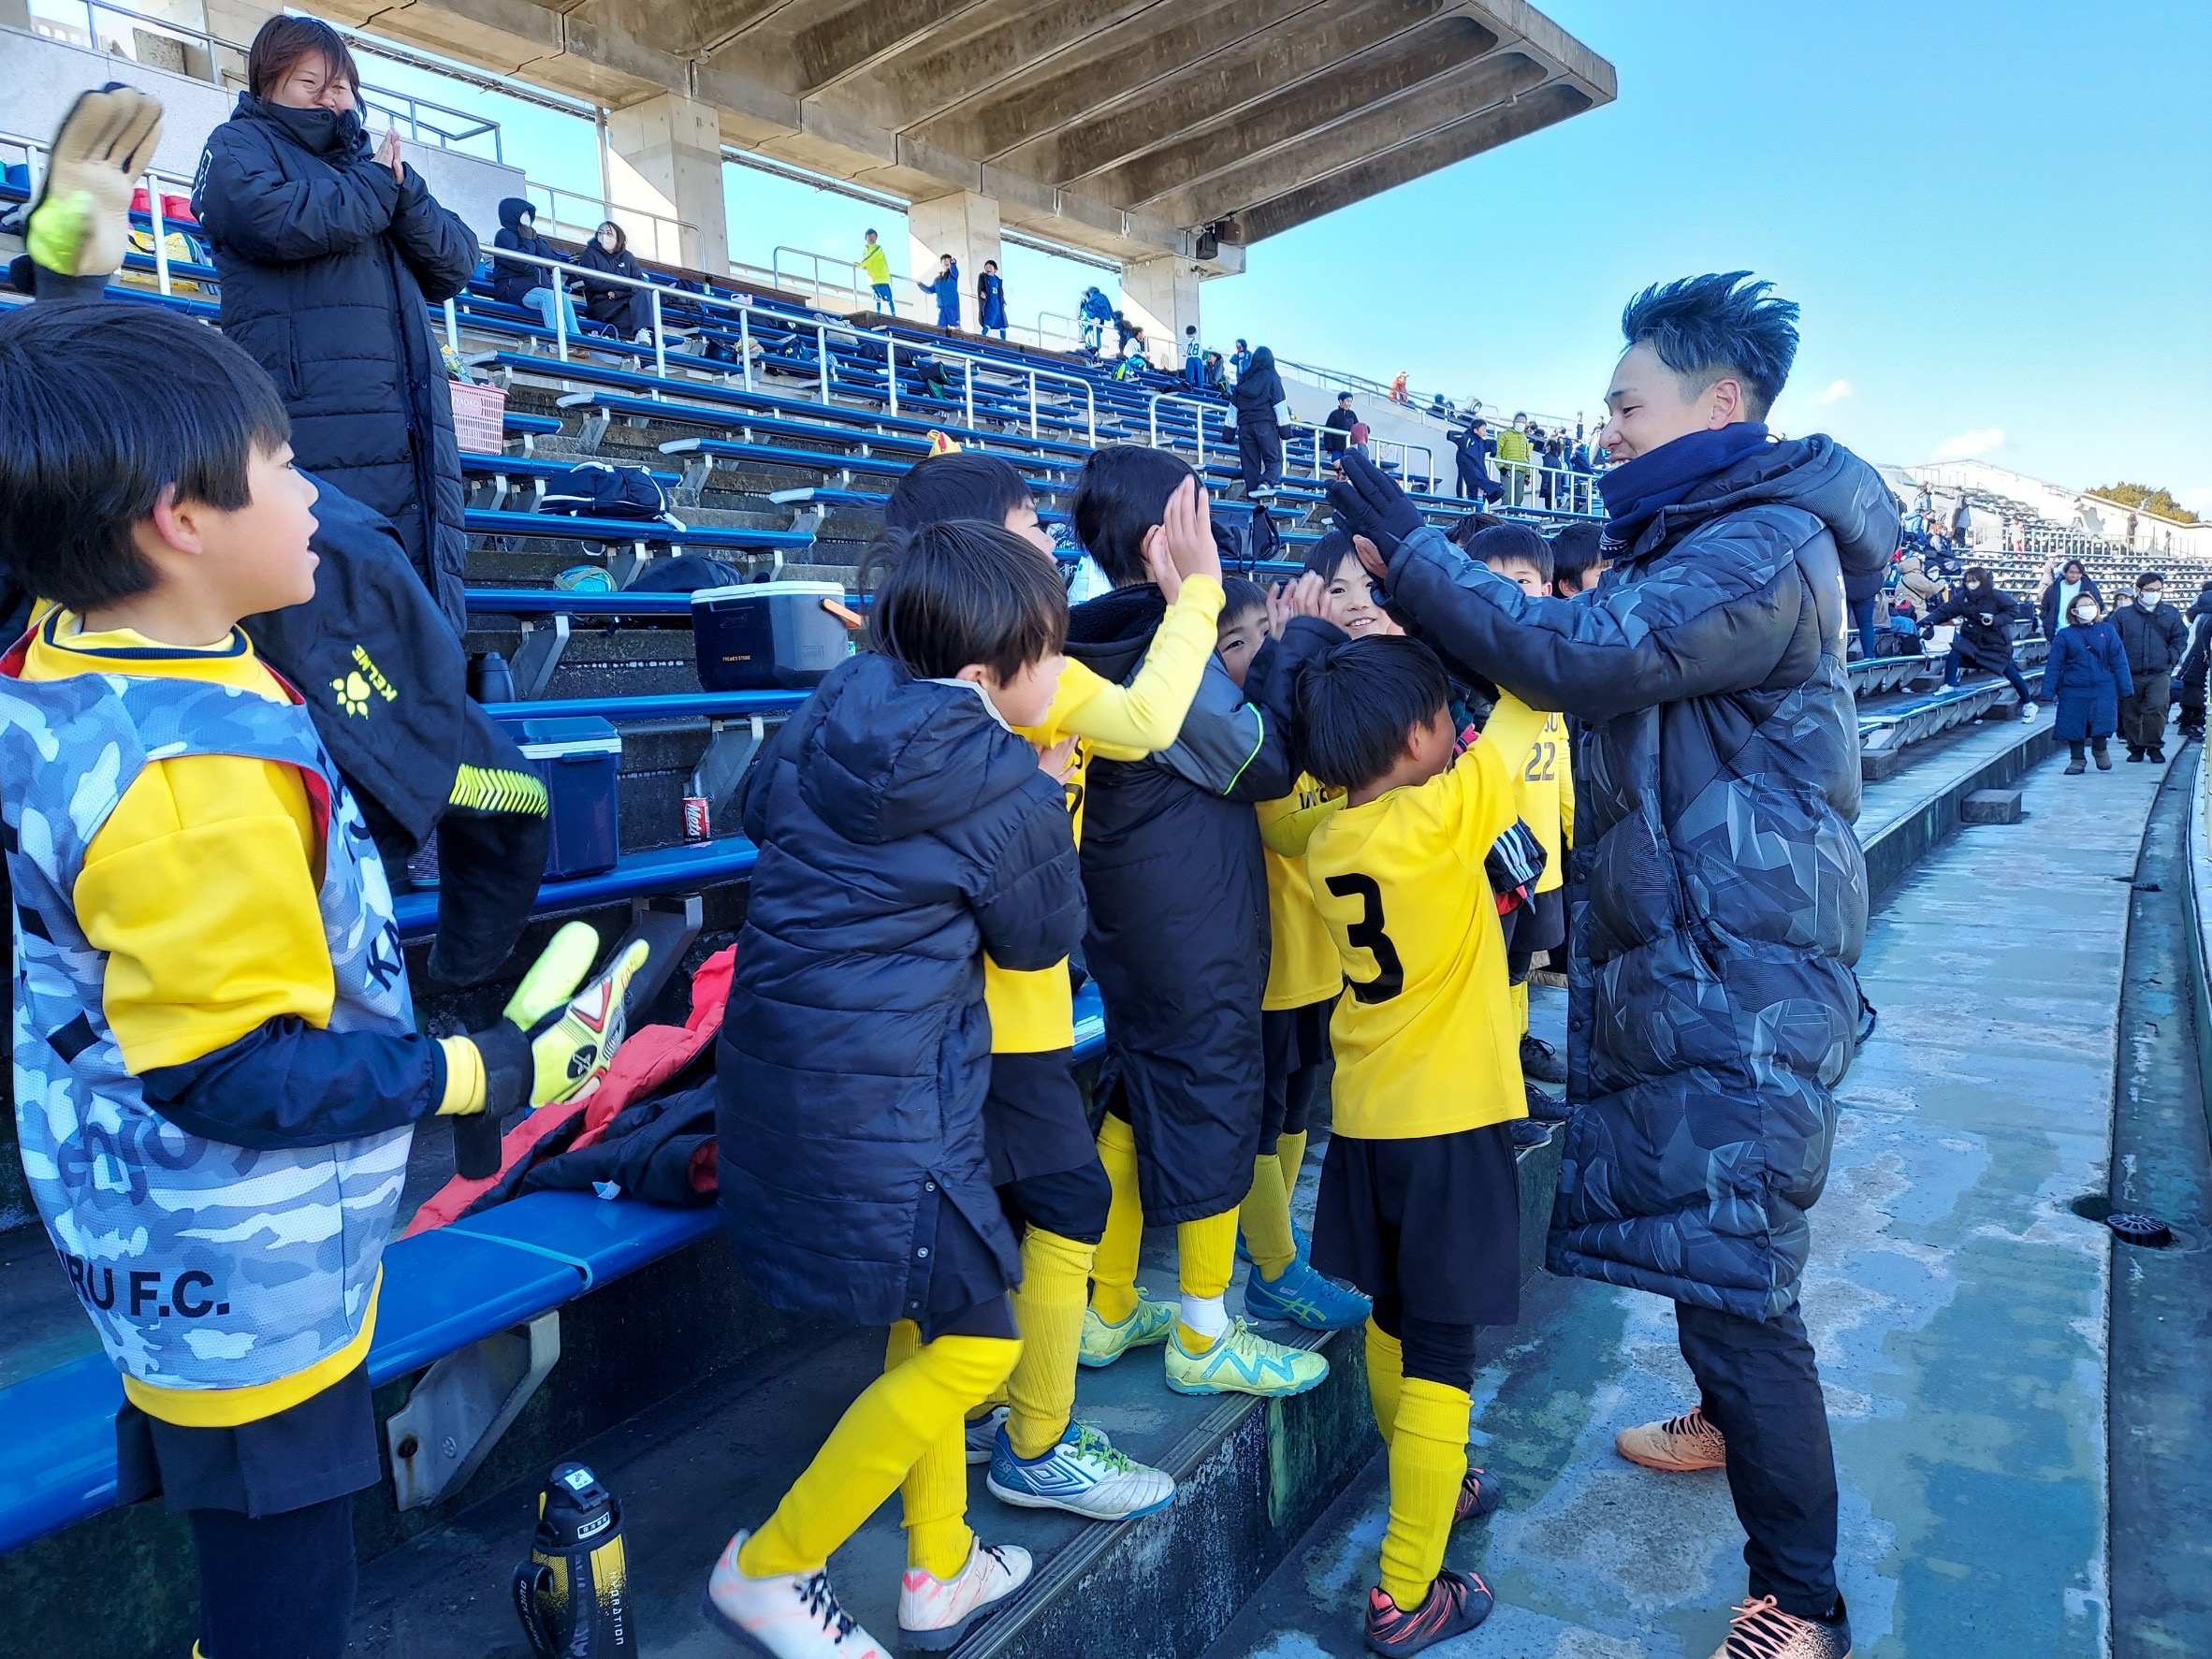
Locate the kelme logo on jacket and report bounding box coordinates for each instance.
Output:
[331,643,400,717]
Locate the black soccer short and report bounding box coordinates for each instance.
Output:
[115,1361,381,1518]
[1312,1124,1521,1386]
[1259,997,1335,1152]
[982,1049,1100,1186]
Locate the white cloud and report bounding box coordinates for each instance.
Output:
[1813,379,1853,405]
[1933,427,2006,460]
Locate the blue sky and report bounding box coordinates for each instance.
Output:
[357,1,2209,505]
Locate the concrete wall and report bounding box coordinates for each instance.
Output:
[0,24,523,247]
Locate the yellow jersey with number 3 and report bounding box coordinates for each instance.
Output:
[1305,693,1546,1138]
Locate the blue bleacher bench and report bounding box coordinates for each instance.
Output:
[465,506,813,554]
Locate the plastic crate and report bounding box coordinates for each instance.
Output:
[449,379,508,453]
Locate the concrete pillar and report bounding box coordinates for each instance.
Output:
[607,92,729,275]
[908,189,999,332]
[1119,254,1201,371]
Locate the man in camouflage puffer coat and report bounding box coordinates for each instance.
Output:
[1334,275,1895,1659]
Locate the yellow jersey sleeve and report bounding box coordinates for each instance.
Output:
[1558,723,1576,853]
[1050,574,1224,762]
[75,753,336,1074]
[1505,708,1571,894]
[1258,776,1344,1011]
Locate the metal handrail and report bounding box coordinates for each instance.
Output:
[531,184,690,267]
[458,246,1098,446]
[1144,390,1222,471]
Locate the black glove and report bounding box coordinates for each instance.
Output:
[1325,451,1425,560]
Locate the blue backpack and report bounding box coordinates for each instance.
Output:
[541,461,681,528]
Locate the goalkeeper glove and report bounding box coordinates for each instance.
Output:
[27,83,163,281]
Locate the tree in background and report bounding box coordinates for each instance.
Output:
[2088,482,2200,524]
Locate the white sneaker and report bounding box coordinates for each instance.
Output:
[2021,700,2039,721]
[702,1531,889,1658]
[964,1404,1009,1465]
[986,1419,1176,1520]
[896,1536,1032,1652]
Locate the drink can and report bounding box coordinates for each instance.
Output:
[683,796,711,841]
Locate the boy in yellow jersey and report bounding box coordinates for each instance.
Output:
[0,305,639,1659]
[1294,629,1545,1657]
[1467,523,1577,1113]
[883,452,1209,1520]
[1215,578,1371,1332]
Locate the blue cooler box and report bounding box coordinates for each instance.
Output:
[505,716,622,879]
[692,580,854,691]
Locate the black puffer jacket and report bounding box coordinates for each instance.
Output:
[2111,595,2188,678]
[1380,435,1896,1320]
[193,95,476,632]
[717,654,1083,1326]
[1923,579,2029,674]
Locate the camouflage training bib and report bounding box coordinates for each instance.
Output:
[1,662,415,1392]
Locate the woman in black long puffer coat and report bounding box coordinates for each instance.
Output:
[193,16,478,633]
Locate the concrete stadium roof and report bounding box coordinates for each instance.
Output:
[323,0,1613,265]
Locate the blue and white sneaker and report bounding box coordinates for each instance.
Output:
[1163,1317,1329,1398]
[985,1420,1175,1521]
[1244,1258,1373,1331]
[1234,1221,1313,1267]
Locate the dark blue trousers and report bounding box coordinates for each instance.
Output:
[1675,1298,1841,1622]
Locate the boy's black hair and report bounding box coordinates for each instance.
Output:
[1620,270,1799,420]
[883,451,1034,531]
[1071,444,1195,588]
[1550,519,1605,587]
[1445,510,1507,551]
[1302,527,1355,580]
[1219,575,1268,620]
[0,304,290,613]
[1471,522,1551,585]
[1296,635,1450,793]
[868,520,1067,683]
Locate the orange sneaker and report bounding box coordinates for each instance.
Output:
[1615,1404,1727,1472]
[1709,1594,1852,1658]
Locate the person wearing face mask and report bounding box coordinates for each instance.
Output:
[1922,566,2037,720]
[574,220,673,346]
[2037,558,2102,643]
[2109,571,2188,762]
[2041,591,2129,774]
[192,15,479,633]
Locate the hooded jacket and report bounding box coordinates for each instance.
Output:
[2111,592,2188,678]
[1231,347,1285,425]
[715,654,1084,1326]
[2039,617,2129,741]
[193,95,478,631]
[1923,579,2029,674]
[1377,433,1896,1319]
[1065,586,1308,1221]
[491,196,562,306]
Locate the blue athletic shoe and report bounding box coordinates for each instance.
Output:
[1243,1258,1372,1331]
[985,1420,1175,1521]
[1234,1221,1313,1267]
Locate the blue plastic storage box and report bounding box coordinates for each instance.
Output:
[691,580,854,691]
[506,716,622,879]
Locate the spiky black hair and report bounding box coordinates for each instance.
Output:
[1620,271,1799,419]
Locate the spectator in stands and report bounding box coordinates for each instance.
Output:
[192,14,478,629]
[1113,309,1140,353]
[1540,431,1566,508]
[490,197,581,337]
[979,259,1009,339]
[1323,390,1359,457]
[932,253,962,329]
[0,299,636,1659]
[1202,348,1229,391]
[575,220,668,345]
[1113,335,1150,383]
[709,522,1081,1656]
[1494,413,1533,505]
[1451,417,1502,502]
[1231,338,1253,381]
[1330,272,1891,1659]
[1950,493,1972,548]
[860,228,894,312]
[2042,589,2129,774]
[1388,370,1410,404]
[1923,567,2038,718]
[2037,558,2101,642]
[1231,344,1287,498]
[2111,571,2186,763]
[1079,284,1113,352]
[1185,324,1206,387]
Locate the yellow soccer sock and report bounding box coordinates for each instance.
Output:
[1240,1156,1301,1281]
[1090,1115,1143,1325]
[887,1320,976,1579]
[737,1323,1019,1579]
[1376,1378,1472,1609]
[1365,1318,1404,1448]
[1275,1129,1310,1202]
[1511,977,1529,1037]
[1173,1208,1239,1351]
[1007,1228,1094,1459]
